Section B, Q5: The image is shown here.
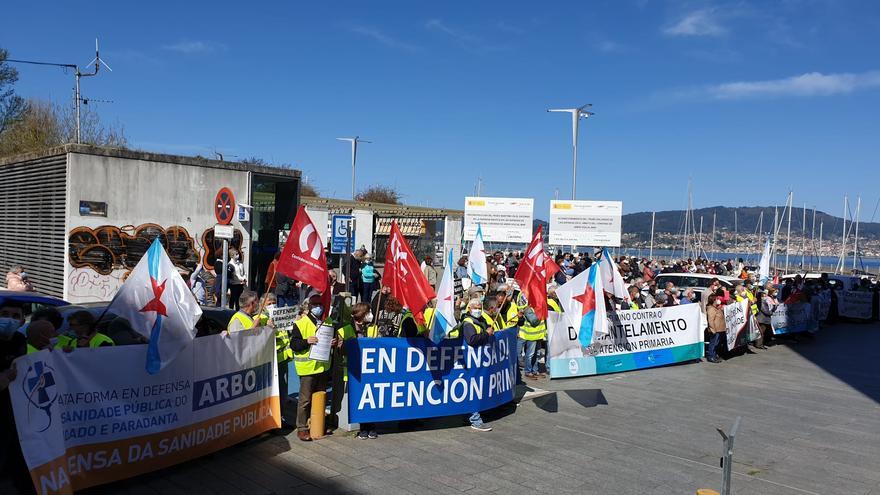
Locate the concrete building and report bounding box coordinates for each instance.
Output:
[0,145,300,303]
[299,196,464,271]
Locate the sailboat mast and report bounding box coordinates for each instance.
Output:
[818,221,823,272]
[839,195,847,274]
[811,207,816,271]
[853,196,861,271]
[785,192,793,274]
[649,211,655,260]
[801,203,806,269]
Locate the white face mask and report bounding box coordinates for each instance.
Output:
[470,309,482,318]
[0,317,22,339]
[364,312,374,323]
[714,301,722,306]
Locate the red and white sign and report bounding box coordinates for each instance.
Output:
[214,187,236,225]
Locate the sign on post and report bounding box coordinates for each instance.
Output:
[330,215,355,255]
[213,224,234,240]
[549,200,623,247]
[463,197,533,243]
[214,187,235,226]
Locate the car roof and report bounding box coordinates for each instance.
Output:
[0,290,70,308]
[656,273,740,282]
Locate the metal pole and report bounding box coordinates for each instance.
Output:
[811,207,816,271]
[711,211,716,260]
[571,111,579,200]
[734,209,738,254]
[853,196,861,271]
[649,211,655,260]
[717,416,741,495]
[801,203,806,269]
[220,239,229,308]
[75,72,82,144]
[785,192,792,274]
[839,196,847,274]
[351,139,358,200]
[818,222,823,272]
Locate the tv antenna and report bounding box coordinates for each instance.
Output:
[7,39,113,144]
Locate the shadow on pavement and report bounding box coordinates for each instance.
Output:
[788,320,880,404]
[533,389,608,413]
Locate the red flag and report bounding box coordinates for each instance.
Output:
[277,205,329,295]
[544,255,560,283]
[514,226,550,320]
[383,221,436,324]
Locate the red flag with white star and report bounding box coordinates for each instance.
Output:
[514,226,550,320]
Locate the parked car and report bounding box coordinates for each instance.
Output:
[653,273,742,303]
[55,303,235,340]
[0,290,69,321]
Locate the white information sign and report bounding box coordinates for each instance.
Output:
[549,200,623,247]
[463,197,533,243]
[308,324,335,362]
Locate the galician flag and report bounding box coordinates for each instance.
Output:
[556,260,608,348]
[599,248,629,302]
[430,249,458,344]
[758,237,772,285]
[108,238,202,374]
[467,223,488,285]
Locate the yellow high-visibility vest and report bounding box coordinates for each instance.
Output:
[88,333,115,348]
[228,311,255,332]
[292,315,330,377]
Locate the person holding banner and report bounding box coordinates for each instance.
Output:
[461,298,495,432]
[330,302,369,434]
[290,294,336,441]
[706,294,726,363]
[227,290,261,333]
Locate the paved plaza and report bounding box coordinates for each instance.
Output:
[99,321,880,495]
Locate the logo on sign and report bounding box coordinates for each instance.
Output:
[568,359,579,375]
[21,361,58,432]
[298,224,322,260]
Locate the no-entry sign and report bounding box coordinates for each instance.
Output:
[215,187,235,225]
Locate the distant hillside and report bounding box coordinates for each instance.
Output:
[620,206,878,240]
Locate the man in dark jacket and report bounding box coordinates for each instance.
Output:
[460,298,495,432]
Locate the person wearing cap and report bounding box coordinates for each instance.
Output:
[289,294,336,441]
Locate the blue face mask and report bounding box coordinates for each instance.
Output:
[310,306,323,318]
[0,317,22,339]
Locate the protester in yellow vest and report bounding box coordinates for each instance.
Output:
[68,310,115,348]
[227,290,261,333]
[290,294,336,442]
[495,285,521,329]
[460,298,495,432]
[329,302,368,432]
[26,320,74,354]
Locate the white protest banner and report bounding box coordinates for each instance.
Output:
[269,305,300,330]
[837,290,873,320]
[463,197,533,243]
[814,290,832,321]
[724,300,750,350]
[10,329,280,495]
[547,304,703,378]
[549,200,623,247]
[771,302,818,335]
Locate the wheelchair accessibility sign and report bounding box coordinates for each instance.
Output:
[331,215,355,254]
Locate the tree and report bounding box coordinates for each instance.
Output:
[356,185,401,204]
[0,48,27,136]
[0,99,126,157]
[301,182,319,197]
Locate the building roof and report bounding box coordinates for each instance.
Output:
[300,195,463,218]
[0,144,300,178]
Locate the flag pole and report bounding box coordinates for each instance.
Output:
[254,269,278,325]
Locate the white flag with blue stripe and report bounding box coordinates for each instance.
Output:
[467,223,488,285]
[107,238,202,373]
[430,249,458,344]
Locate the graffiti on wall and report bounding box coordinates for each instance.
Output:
[68,224,243,276]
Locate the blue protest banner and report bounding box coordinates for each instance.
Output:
[344,330,518,423]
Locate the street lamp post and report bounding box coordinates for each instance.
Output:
[548,104,593,200]
[336,136,372,200]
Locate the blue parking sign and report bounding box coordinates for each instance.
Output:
[331,215,355,254]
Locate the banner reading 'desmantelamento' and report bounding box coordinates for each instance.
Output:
[547,304,703,378]
[10,329,280,495]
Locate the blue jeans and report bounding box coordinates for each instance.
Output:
[469,412,484,427]
[520,339,538,375]
[707,332,722,360]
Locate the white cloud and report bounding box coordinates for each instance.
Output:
[349,25,420,52]
[709,71,880,99]
[663,9,727,37]
[162,40,226,54]
[425,19,504,52]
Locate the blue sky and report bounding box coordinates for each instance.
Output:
[5,1,879,220]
